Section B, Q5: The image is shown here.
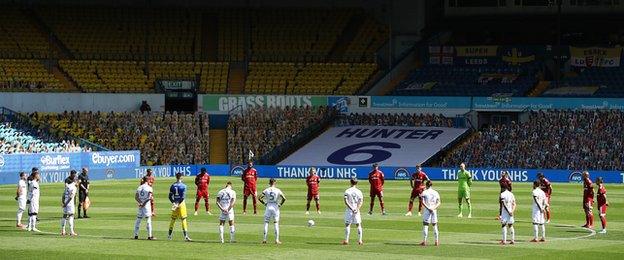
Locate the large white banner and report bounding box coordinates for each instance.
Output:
[279,126,468,167]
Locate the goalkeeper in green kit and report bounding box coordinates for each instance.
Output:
[457,163,473,218]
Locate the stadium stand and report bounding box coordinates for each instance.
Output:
[543,67,624,97]
[1,114,83,154]
[0,59,66,91]
[0,7,52,59]
[227,106,333,164]
[392,64,539,97]
[336,112,454,127]
[440,109,624,170]
[34,111,210,165]
[341,16,388,62]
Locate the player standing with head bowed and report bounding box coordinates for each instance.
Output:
[194,167,211,216]
[216,181,237,243]
[305,167,321,215]
[530,180,547,242]
[581,171,594,229]
[15,172,27,229]
[457,163,472,218]
[168,172,192,241]
[406,164,429,217]
[499,186,516,245]
[368,163,386,215]
[259,178,286,244]
[537,172,552,223]
[596,177,609,234]
[60,170,78,236]
[26,168,41,232]
[496,171,512,220]
[420,181,440,246]
[134,176,155,240]
[242,161,258,215]
[145,168,156,216]
[343,178,364,245]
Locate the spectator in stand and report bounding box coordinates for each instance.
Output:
[227,106,333,165]
[140,101,152,113]
[442,110,624,171]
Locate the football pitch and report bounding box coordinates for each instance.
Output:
[0,177,622,260]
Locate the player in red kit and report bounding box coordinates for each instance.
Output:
[242,161,258,215]
[537,173,552,223]
[405,164,429,217]
[496,171,512,220]
[596,177,609,234]
[145,169,156,216]
[368,163,386,215]
[305,167,321,215]
[194,167,211,216]
[581,171,594,229]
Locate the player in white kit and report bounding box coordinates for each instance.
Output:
[216,181,237,243]
[15,172,27,229]
[499,188,516,245]
[531,180,548,242]
[134,176,155,240]
[259,178,286,244]
[61,170,78,236]
[420,181,441,246]
[343,178,364,245]
[27,168,41,232]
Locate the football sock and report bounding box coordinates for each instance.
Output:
[306,201,311,211]
[458,203,462,214]
[230,226,235,241]
[380,201,385,211]
[315,200,320,211]
[274,223,280,241]
[356,225,362,242]
[533,224,539,239]
[219,225,224,242]
[243,198,247,212]
[61,217,67,232]
[205,200,210,212]
[252,197,257,213]
[589,214,594,227]
[509,226,515,241]
[169,218,176,230]
[134,217,141,236]
[344,225,351,241]
[194,199,200,211]
[408,201,414,212]
[69,215,74,233]
[263,222,269,241]
[182,218,188,232]
[423,225,429,240]
[369,200,375,213]
[600,215,606,229]
[502,226,507,242]
[146,217,153,237]
[17,209,23,225]
[467,202,472,215]
[418,199,423,212]
[540,224,546,239]
[433,225,439,241]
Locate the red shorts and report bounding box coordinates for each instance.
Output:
[598,204,608,215]
[411,188,424,199]
[307,191,319,200]
[244,186,257,196]
[196,190,209,200]
[370,189,383,197]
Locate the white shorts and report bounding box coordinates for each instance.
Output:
[264,205,280,223]
[29,200,39,215]
[64,203,75,215]
[137,205,152,218]
[422,209,438,224]
[532,210,545,224]
[500,211,514,225]
[220,210,235,222]
[18,197,26,211]
[344,209,362,225]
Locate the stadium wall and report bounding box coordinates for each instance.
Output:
[0,93,165,113]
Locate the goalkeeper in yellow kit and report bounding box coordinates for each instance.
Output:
[457,163,473,218]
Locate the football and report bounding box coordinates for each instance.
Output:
[307,219,315,227]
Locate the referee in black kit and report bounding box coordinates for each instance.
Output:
[77,168,90,218]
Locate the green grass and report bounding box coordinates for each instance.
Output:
[0,177,622,259]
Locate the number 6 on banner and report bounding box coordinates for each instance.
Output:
[326,142,401,165]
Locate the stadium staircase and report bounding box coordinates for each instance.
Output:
[327,13,366,61]
[528,81,550,97]
[209,129,228,164]
[227,62,247,94]
[22,8,73,59]
[201,13,218,61]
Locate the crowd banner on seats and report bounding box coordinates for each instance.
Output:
[570,47,621,67]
